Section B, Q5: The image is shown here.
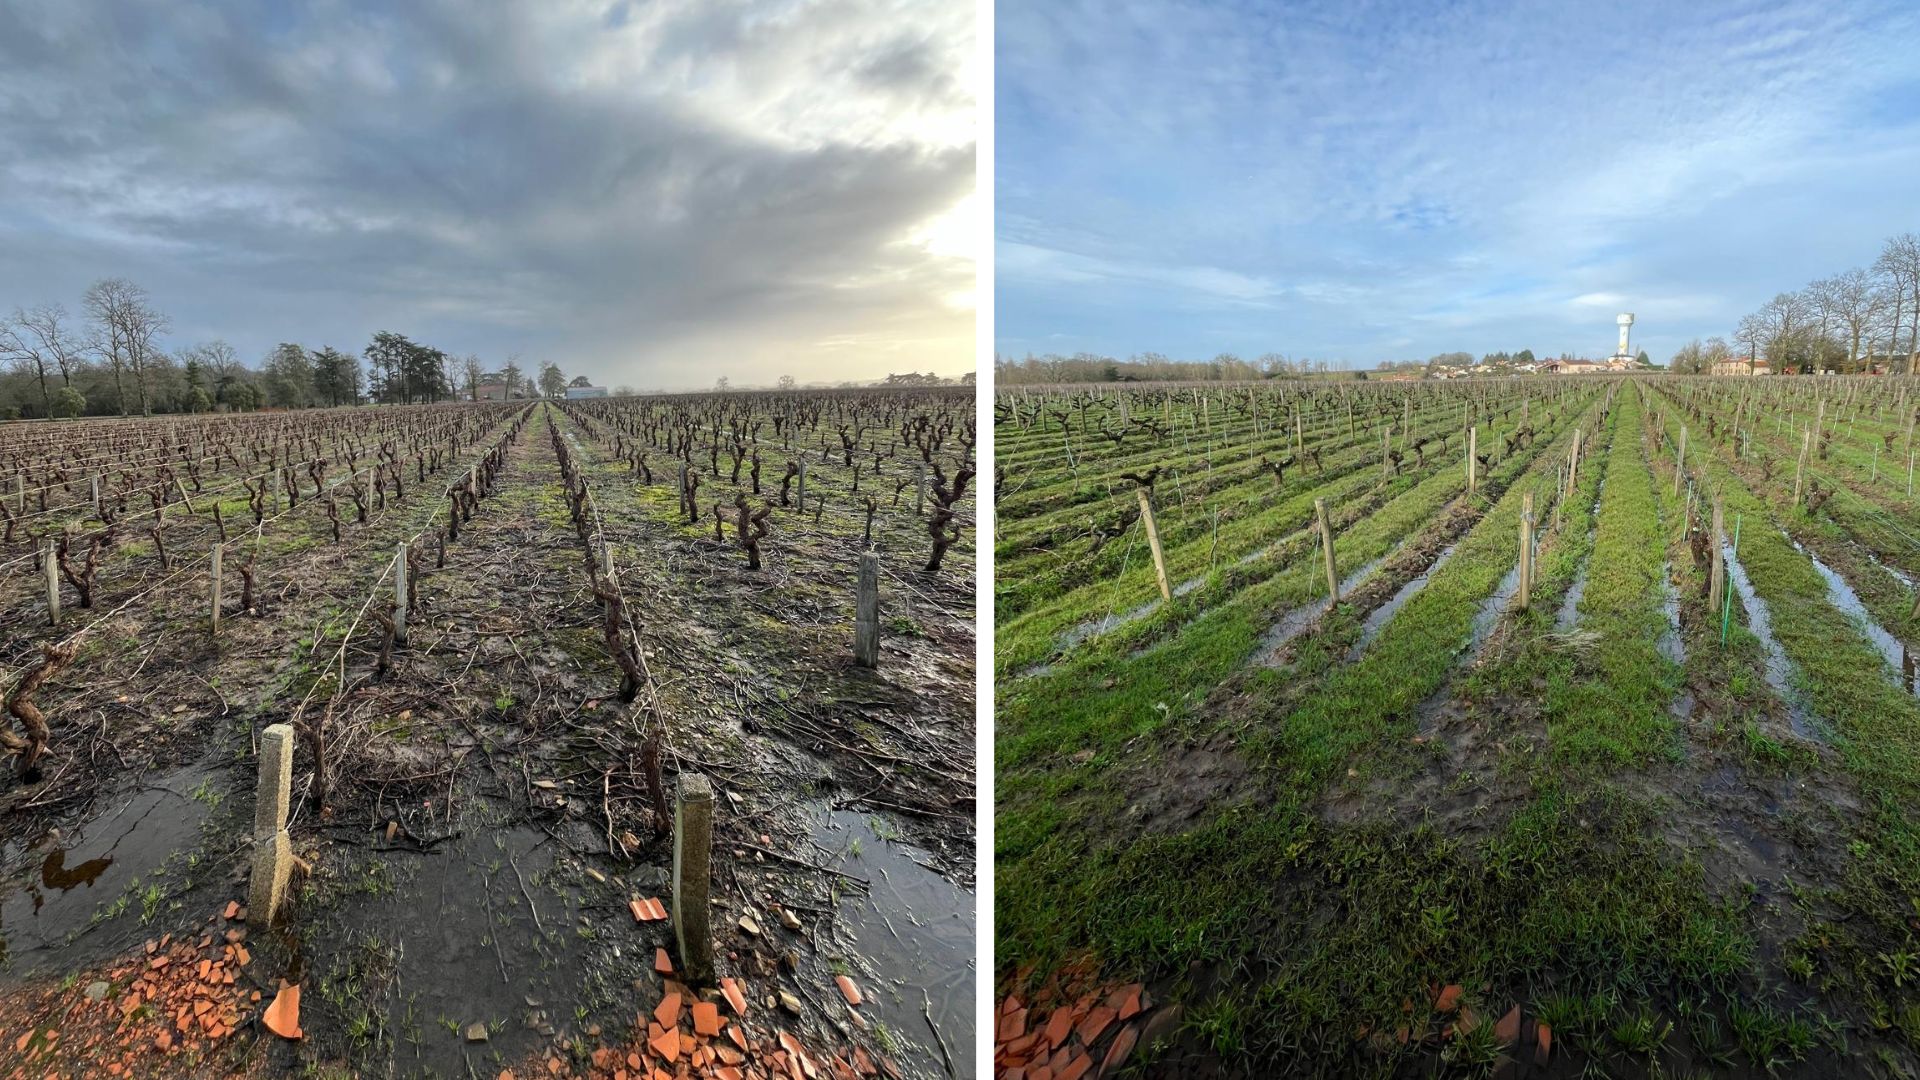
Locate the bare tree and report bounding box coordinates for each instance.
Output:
[1809,269,1885,372]
[82,278,168,416]
[463,353,485,401]
[502,353,524,398]
[1876,233,1920,373]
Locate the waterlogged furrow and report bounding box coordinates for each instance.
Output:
[1651,395,1920,804]
[1247,397,1609,789]
[996,402,1464,620]
[1543,389,1681,766]
[999,390,1604,677]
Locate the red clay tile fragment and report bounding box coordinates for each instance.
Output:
[1433,984,1464,1013]
[653,992,681,1030]
[1102,1023,1139,1073]
[1074,1005,1115,1047]
[692,1001,722,1036]
[1043,1007,1072,1049]
[654,948,673,974]
[997,1006,1027,1043]
[1494,1005,1521,1045]
[721,977,748,1016]
[1536,1021,1553,1064]
[835,976,862,1006]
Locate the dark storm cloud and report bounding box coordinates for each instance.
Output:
[0,0,976,387]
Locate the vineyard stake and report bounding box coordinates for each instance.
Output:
[90,473,101,517]
[249,723,295,927]
[1517,492,1533,611]
[1674,425,1687,497]
[1466,426,1477,493]
[1381,424,1392,480]
[854,551,881,668]
[43,536,59,626]
[1569,428,1581,493]
[1316,497,1338,610]
[211,543,223,635]
[1137,487,1171,602]
[392,541,409,645]
[673,772,715,985]
[1707,499,1726,621]
[1793,428,1811,507]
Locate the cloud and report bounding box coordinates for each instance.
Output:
[0,0,975,388]
[996,0,1920,365]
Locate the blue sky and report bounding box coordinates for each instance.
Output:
[0,1,976,390]
[996,0,1920,366]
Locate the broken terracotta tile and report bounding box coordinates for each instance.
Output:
[1494,1004,1521,1045]
[692,1000,722,1037]
[1433,984,1464,1013]
[653,992,681,1030]
[1074,1005,1115,1047]
[654,948,673,974]
[1101,1023,1139,1074]
[720,977,748,1016]
[834,976,861,1007]
[997,1006,1028,1043]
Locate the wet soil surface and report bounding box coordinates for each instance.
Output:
[1,402,975,1079]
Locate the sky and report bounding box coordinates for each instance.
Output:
[996,0,1920,367]
[0,0,976,390]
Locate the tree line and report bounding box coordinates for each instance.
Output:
[1671,232,1920,375]
[995,351,1344,385]
[0,277,578,419]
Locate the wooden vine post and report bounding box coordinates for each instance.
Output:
[210,543,223,634]
[1674,425,1687,497]
[43,537,59,626]
[1793,428,1812,507]
[1137,487,1171,602]
[1707,499,1726,619]
[1316,497,1338,611]
[1517,492,1534,611]
[854,551,880,669]
[392,541,410,646]
[673,773,716,985]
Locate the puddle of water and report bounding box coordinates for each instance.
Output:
[300,819,601,1077]
[1721,541,1819,740]
[1251,555,1388,667]
[1555,559,1590,633]
[1057,597,1159,652]
[1658,563,1685,666]
[0,763,216,974]
[1467,564,1524,655]
[1853,541,1916,588]
[812,808,975,1080]
[1346,542,1459,661]
[1791,537,1916,697]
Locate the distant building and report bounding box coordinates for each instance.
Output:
[1710,358,1771,376]
[564,385,608,400]
[477,379,509,401]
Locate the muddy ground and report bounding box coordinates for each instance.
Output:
[1,400,975,1079]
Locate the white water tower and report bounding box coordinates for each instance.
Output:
[1615,312,1635,360]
